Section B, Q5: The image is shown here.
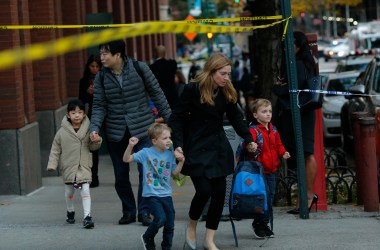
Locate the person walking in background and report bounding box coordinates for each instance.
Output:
[174,68,186,97]
[79,55,102,188]
[188,60,201,82]
[150,45,179,110]
[123,123,184,250]
[89,40,171,227]
[169,53,257,250]
[47,99,102,229]
[246,99,290,238]
[273,31,318,214]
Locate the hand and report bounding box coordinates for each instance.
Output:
[129,137,139,146]
[174,147,183,154]
[90,131,99,142]
[283,152,291,159]
[87,84,94,94]
[174,150,185,162]
[246,142,257,153]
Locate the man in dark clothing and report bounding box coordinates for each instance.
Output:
[188,60,201,83]
[90,40,171,227]
[150,45,179,110]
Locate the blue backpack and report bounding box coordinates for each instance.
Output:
[229,124,268,246]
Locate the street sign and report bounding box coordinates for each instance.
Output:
[184,15,197,42]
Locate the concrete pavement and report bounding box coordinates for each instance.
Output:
[1,155,379,250]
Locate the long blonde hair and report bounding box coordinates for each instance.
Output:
[191,53,237,105]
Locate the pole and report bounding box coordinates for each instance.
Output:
[281,0,309,219]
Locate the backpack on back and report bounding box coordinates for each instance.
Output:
[229,124,268,247]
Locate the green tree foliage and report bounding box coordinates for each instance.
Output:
[291,0,362,16]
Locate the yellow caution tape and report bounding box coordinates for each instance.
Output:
[0,15,283,29]
[0,16,291,70]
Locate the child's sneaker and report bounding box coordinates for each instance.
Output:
[66,211,75,224]
[252,221,266,239]
[83,215,94,229]
[141,233,156,250]
[263,224,275,238]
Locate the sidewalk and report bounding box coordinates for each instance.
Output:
[1,155,379,250]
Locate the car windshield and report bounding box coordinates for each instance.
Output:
[326,77,357,96]
[344,63,369,72]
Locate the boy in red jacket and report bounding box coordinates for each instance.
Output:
[249,99,290,239]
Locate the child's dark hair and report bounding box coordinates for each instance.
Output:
[99,40,126,58]
[67,99,85,113]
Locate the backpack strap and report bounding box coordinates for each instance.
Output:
[249,124,263,158]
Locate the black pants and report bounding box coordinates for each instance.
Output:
[189,176,226,230]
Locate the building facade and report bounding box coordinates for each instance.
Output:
[0,0,176,195]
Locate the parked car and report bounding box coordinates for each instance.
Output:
[340,56,380,152]
[323,71,361,139]
[323,38,350,62]
[335,55,374,73]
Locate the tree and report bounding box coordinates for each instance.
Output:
[248,0,282,100]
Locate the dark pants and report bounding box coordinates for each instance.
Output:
[107,129,151,216]
[144,196,175,250]
[189,176,226,230]
[91,150,99,182]
[253,172,276,226]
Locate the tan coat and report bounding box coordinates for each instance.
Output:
[47,115,102,184]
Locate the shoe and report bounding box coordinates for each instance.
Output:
[141,233,156,250]
[252,222,266,239]
[263,224,274,238]
[90,179,99,188]
[184,224,196,250]
[83,215,94,229]
[309,194,319,212]
[138,213,152,226]
[118,214,136,225]
[66,211,75,224]
[287,208,300,214]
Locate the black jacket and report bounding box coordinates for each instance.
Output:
[169,83,253,178]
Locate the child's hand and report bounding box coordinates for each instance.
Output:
[175,151,185,162]
[283,152,291,159]
[92,135,102,143]
[129,137,139,146]
[246,142,257,153]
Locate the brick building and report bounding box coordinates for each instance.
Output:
[0,0,176,195]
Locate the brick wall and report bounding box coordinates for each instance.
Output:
[0,0,26,129]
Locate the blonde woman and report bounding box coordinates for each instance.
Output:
[169,53,257,250]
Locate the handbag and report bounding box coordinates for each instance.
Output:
[297,70,323,111]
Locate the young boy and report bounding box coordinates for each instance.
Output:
[123,123,184,250]
[248,99,290,239]
[47,99,102,229]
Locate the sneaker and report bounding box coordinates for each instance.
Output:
[119,214,136,225]
[66,211,75,224]
[263,224,275,238]
[252,222,266,239]
[83,215,94,229]
[138,213,152,226]
[141,233,156,250]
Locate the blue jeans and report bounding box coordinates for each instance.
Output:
[107,129,151,216]
[253,172,276,226]
[144,196,175,250]
[263,172,276,225]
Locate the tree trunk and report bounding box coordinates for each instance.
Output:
[248,0,282,100]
